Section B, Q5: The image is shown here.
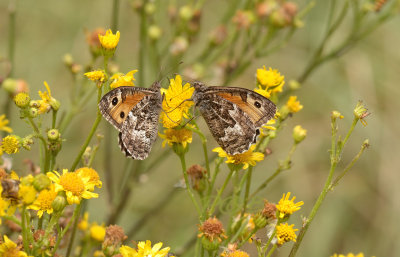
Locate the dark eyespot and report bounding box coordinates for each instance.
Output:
[120,112,125,118]
[112,97,118,106]
[254,101,261,108]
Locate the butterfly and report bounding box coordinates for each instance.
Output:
[98,82,162,160]
[192,82,276,155]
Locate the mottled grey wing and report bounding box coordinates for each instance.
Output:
[119,94,162,160]
[196,94,258,155]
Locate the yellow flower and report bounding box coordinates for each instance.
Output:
[159,127,193,149]
[286,96,303,113]
[276,223,298,245]
[47,169,98,204]
[84,70,106,84]
[98,29,120,50]
[256,66,285,92]
[78,212,90,231]
[2,135,20,154]
[37,81,59,113]
[254,86,271,99]
[90,222,106,242]
[331,253,365,257]
[76,167,102,191]
[18,184,37,205]
[161,74,194,128]
[276,192,304,219]
[120,240,172,257]
[0,235,29,257]
[224,250,250,257]
[14,92,30,108]
[28,184,57,217]
[213,145,264,170]
[110,70,138,89]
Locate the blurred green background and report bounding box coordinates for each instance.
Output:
[1,0,400,256]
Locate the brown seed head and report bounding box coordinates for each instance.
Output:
[262,200,277,219]
[103,225,127,247]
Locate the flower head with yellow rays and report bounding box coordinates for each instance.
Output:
[37,81,57,114]
[90,222,106,242]
[28,184,57,218]
[0,114,12,133]
[331,253,365,257]
[0,235,29,257]
[1,135,20,154]
[84,70,107,85]
[47,169,98,204]
[276,192,304,219]
[110,70,138,89]
[276,223,298,245]
[120,240,172,257]
[286,96,303,113]
[76,167,102,192]
[256,66,285,93]
[159,127,193,149]
[213,145,264,170]
[160,74,194,129]
[98,29,120,50]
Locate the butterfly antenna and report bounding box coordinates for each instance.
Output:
[157,61,184,82]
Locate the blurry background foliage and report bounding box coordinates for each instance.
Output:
[0,0,400,256]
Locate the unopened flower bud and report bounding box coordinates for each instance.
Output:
[170,37,189,55]
[52,195,67,212]
[63,54,74,67]
[148,25,162,40]
[47,129,60,141]
[293,125,307,143]
[331,110,343,119]
[253,213,268,228]
[179,5,193,21]
[144,2,156,15]
[289,80,301,90]
[2,78,17,94]
[28,108,38,118]
[201,237,220,251]
[50,98,60,111]
[33,174,51,191]
[22,136,34,150]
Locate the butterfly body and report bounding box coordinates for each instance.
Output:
[99,82,162,160]
[192,82,276,155]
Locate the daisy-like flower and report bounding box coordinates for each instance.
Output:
[276,192,304,219]
[256,66,285,93]
[0,235,29,257]
[120,240,172,257]
[161,74,194,129]
[78,212,90,231]
[1,135,20,154]
[84,70,107,85]
[98,29,120,50]
[276,223,298,245]
[110,70,138,89]
[286,96,303,113]
[76,167,102,191]
[159,127,193,149]
[213,145,264,170]
[18,184,37,205]
[37,81,59,114]
[254,86,271,99]
[28,184,57,217]
[331,253,365,257]
[90,222,106,242]
[47,169,98,204]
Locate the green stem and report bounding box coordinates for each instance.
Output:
[66,203,82,257]
[209,168,234,215]
[70,87,102,171]
[52,110,57,128]
[8,0,16,77]
[138,6,147,86]
[179,153,202,217]
[241,167,253,215]
[21,207,30,253]
[265,244,277,257]
[3,215,21,226]
[111,0,120,31]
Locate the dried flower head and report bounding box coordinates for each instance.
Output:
[103,225,127,247]
[262,200,277,219]
[198,217,227,242]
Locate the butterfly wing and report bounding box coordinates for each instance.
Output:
[99,86,162,160]
[193,85,276,155]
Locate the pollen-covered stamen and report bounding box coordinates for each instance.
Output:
[59,172,85,196]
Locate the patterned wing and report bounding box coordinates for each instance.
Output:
[118,93,162,160]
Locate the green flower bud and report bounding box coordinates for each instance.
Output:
[50,98,60,111]
[179,5,193,21]
[144,2,156,15]
[253,213,268,228]
[52,195,67,212]
[47,129,60,141]
[28,108,39,118]
[293,125,307,143]
[289,80,301,90]
[148,25,162,40]
[33,174,51,191]
[2,78,17,94]
[22,136,34,150]
[201,237,219,251]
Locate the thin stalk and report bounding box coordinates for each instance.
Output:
[7,0,16,77]
[70,87,102,171]
[179,153,202,217]
[265,244,277,257]
[111,0,120,31]
[66,203,82,257]
[242,166,253,214]
[21,207,30,253]
[209,168,234,215]
[138,7,147,86]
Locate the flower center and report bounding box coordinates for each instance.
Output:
[59,172,85,196]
